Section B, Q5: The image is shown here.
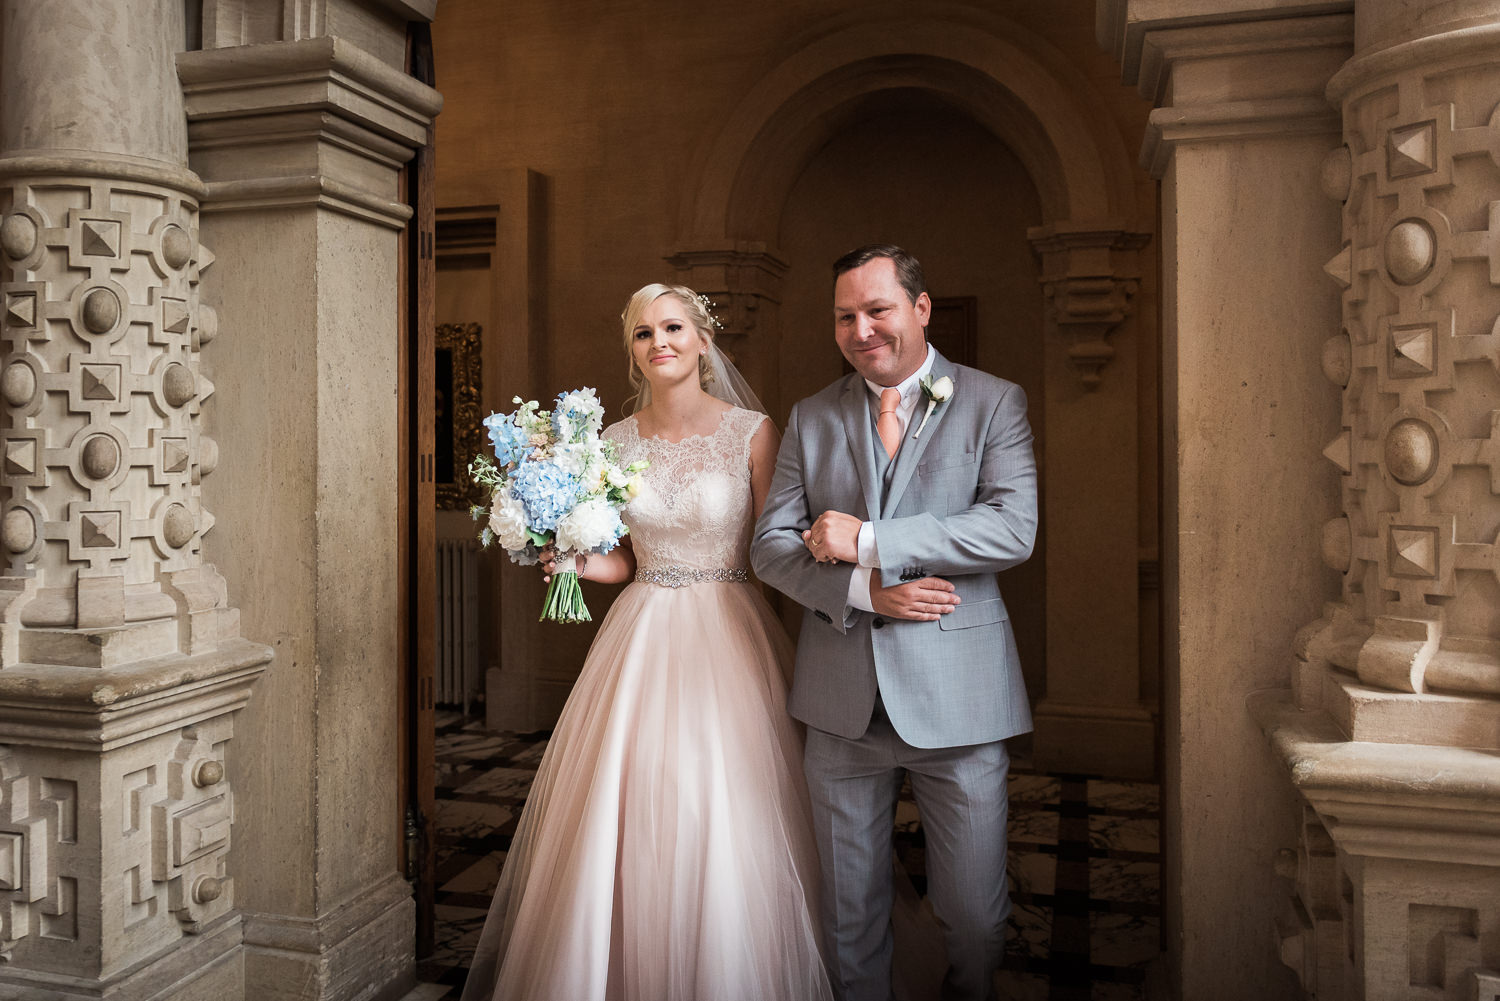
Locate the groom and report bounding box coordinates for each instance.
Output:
[752,245,1037,1001]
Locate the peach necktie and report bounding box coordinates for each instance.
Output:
[877,387,902,459]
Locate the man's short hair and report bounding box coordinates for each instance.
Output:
[832,244,927,304]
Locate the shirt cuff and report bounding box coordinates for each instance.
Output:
[857,521,880,568]
[845,564,875,613]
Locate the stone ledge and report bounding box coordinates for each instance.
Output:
[1141,96,1341,175]
[0,911,242,1000]
[1327,20,1500,102]
[1252,688,1500,865]
[0,154,207,198]
[0,636,271,751]
[178,37,442,149]
[200,174,414,230]
[1097,0,1352,87]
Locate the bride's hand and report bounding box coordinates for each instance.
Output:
[539,545,587,583]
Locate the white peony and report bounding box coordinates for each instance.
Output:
[487,489,530,552]
[554,497,623,554]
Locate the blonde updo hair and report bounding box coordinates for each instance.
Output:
[620,283,718,411]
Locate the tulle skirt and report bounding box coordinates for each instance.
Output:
[460,580,834,1001]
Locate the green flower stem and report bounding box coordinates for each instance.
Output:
[540,571,591,624]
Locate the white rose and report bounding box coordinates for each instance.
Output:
[928,375,954,402]
[487,490,530,552]
[555,497,622,554]
[625,474,645,499]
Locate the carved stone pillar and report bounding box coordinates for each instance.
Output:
[1254,3,1500,997]
[666,244,787,417]
[180,4,440,999]
[0,0,271,997]
[1026,222,1155,778]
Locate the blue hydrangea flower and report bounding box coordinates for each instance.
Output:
[484,412,533,468]
[509,459,580,533]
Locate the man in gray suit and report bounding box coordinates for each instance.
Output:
[751,245,1038,1001]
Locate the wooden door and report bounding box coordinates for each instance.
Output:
[398,20,438,959]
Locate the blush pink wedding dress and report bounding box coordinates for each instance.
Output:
[461,407,834,1001]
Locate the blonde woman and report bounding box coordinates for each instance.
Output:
[461,285,833,1001]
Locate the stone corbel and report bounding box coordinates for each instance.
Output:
[664,243,787,342]
[666,243,786,352]
[1028,223,1150,390]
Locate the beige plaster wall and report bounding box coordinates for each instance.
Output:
[431,0,1158,713]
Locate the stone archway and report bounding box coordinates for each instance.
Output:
[670,3,1158,776]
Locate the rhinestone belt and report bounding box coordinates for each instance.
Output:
[635,566,750,588]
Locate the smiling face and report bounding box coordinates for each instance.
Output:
[630,293,708,392]
[833,256,931,387]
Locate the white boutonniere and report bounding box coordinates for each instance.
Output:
[912,374,953,439]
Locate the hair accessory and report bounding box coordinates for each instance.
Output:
[697,294,726,331]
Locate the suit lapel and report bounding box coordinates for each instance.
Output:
[882,351,955,518]
[839,374,881,521]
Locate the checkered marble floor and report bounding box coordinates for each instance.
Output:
[417,713,1163,1000]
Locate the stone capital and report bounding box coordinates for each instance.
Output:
[178,37,443,229]
[1115,11,1352,176]
[1028,222,1150,389]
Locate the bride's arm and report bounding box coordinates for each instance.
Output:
[748,417,781,525]
[542,536,636,585]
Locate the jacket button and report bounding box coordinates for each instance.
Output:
[873,617,886,629]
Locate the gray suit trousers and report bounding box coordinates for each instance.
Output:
[803,705,1010,1001]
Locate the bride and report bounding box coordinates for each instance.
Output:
[460,284,834,1001]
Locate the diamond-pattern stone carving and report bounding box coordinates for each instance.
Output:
[1323,431,1352,474]
[1389,527,1437,579]
[79,364,118,401]
[1323,245,1352,288]
[80,513,119,549]
[4,293,34,329]
[3,442,35,478]
[79,220,119,258]
[1390,325,1435,376]
[0,171,264,983]
[1387,121,1435,179]
[161,439,189,474]
[1300,63,1500,700]
[161,298,189,335]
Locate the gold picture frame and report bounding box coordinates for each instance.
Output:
[435,322,486,511]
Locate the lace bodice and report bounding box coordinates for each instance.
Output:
[604,407,768,572]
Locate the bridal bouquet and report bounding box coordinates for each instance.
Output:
[469,388,645,624]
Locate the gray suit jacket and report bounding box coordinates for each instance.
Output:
[751,351,1038,748]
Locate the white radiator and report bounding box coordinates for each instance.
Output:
[435,538,481,713]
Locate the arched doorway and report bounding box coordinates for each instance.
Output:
[775,91,1049,701]
[670,6,1157,777]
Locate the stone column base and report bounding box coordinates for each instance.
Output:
[0,913,242,1001]
[1254,690,1500,999]
[1032,699,1156,778]
[242,873,414,1001]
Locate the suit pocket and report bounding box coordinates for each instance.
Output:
[937,597,1008,631]
[917,449,977,475]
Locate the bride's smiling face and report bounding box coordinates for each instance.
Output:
[631,294,707,391]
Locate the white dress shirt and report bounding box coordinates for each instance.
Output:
[845,345,936,613]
